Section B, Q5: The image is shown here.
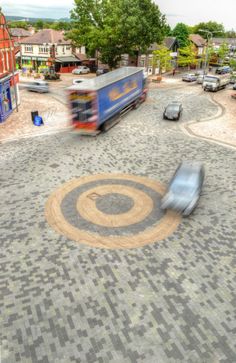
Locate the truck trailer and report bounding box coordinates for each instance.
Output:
[67,67,148,134]
[203,74,230,92]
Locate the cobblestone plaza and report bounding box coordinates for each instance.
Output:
[1,83,236,362]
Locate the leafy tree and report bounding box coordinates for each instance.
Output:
[230,59,236,71]
[193,21,225,38]
[35,20,44,30]
[217,42,229,64]
[172,23,190,47]
[67,0,167,68]
[177,44,197,69]
[152,46,172,74]
[8,21,29,29]
[225,29,236,38]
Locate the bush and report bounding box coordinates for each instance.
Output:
[44,73,61,81]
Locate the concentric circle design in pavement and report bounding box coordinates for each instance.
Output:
[45,174,181,249]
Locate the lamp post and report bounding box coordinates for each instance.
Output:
[199,29,223,75]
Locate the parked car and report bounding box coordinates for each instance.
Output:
[72,78,85,85]
[72,66,90,75]
[215,66,231,74]
[196,75,205,84]
[26,81,49,93]
[163,102,183,121]
[182,73,197,82]
[233,83,236,90]
[96,68,109,76]
[161,161,204,216]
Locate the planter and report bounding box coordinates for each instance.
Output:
[156,75,162,82]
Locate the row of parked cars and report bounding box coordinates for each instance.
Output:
[72,65,109,76]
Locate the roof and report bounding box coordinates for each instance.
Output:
[212,37,236,46]
[56,56,81,63]
[164,37,178,49]
[189,34,206,47]
[19,29,71,45]
[68,67,144,91]
[148,37,178,51]
[10,28,31,38]
[75,53,88,61]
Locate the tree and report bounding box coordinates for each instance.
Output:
[230,59,236,71]
[217,42,229,64]
[35,20,44,30]
[152,46,172,74]
[177,45,197,69]
[225,29,236,38]
[67,0,167,68]
[193,21,225,38]
[172,23,190,47]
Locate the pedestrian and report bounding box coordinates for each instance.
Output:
[172,68,176,76]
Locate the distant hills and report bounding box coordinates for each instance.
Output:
[5,15,71,23]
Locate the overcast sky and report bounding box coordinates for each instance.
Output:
[1,0,236,30]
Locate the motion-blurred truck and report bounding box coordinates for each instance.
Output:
[67,67,148,134]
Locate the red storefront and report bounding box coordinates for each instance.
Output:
[0,11,19,122]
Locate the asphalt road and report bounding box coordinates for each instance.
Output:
[1,83,236,363]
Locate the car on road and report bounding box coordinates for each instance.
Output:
[72,78,85,85]
[182,73,197,82]
[161,161,205,216]
[25,80,49,93]
[96,68,109,76]
[163,102,183,121]
[72,66,90,75]
[215,66,231,74]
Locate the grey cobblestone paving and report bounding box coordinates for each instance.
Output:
[1,85,236,362]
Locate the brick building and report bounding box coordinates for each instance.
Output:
[0,11,19,122]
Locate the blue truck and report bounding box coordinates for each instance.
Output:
[67,67,148,134]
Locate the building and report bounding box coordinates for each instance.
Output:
[189,34,206,68]
[10,28,32,44]
[19,29,86,73]
[212,37,236,53]
[0,11,19,123]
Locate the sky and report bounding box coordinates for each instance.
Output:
[1,0,236,30]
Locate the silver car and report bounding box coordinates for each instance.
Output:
[161,161,205,216]
[72,66,90,75]
[26,81,49,93]
[182,73,197,82]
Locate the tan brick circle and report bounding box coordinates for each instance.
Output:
[77,184,153,227]
[45,174,181,249]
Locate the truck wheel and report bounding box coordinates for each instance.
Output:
[134,99,141,109]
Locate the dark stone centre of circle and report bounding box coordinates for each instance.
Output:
[95,193,134,215]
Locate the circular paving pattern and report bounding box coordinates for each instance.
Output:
[45,174,181,249]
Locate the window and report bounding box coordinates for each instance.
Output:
[66,46,71,50]
[24,45,33,52]
[39,46,49,54]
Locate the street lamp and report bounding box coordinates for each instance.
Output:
[199,29,223,75]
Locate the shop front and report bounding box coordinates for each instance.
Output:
[0,75,12,122]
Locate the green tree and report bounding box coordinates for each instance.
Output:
[178,45,197,69]
[216,42,229,65]
[230,59,236,71]
[35,20,44,30]
[152,46,172,74]
[8,20,29,29]
[225,29,236,38]
[67,0,167,68]
[193,21,225,38]
[172,23,190,47]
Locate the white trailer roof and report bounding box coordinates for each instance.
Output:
[68,67,144,91]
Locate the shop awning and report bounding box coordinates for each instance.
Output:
[55,56,81,63]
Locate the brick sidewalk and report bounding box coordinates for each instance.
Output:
[186,89,236,148]
[0,90,70,144]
